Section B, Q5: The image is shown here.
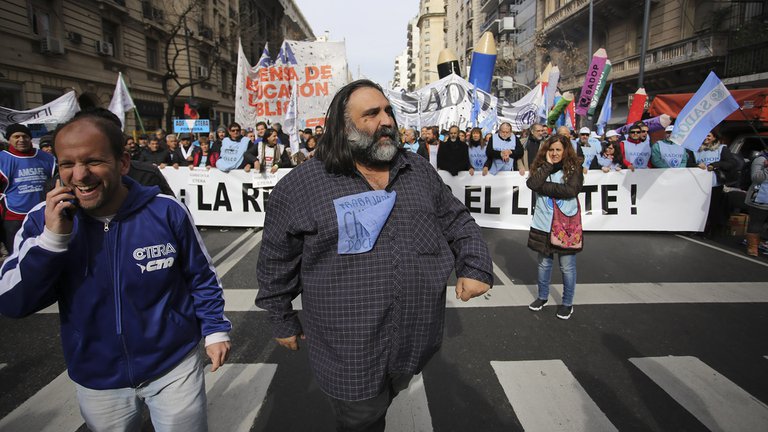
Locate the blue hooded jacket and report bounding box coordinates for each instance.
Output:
[0,177,230,389]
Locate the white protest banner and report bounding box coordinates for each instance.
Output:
[438,168,711,231]
[161,167,710,231]
[384,74,542,132]
[0,91,80,134]
[236,39,348,129]
[161,168,292,227]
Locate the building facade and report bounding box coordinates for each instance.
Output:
[0,0,312,136]
[536,0,768,125]
[390,48,409,89]
[417,0,447,88]
[406,16,421,91]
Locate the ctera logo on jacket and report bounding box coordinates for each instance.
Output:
[133,243,177,274]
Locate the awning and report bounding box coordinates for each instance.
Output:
[649,88,768,122]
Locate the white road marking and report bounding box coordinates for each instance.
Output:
[492,261,516,286]
[0,363,6,371]
[0,371,82,432]
[675,234,768,268]
[491,360,618,432]
[211,229,256,264]
[631,356,768,432]
[37,281,768,314]
[206,363,277,432]
[386,374,433,432]
[213,230,263,278]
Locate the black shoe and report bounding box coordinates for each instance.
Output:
[556,305,573,320]
[528,298,548,311]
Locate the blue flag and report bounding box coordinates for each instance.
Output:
[670,72,739,152]
[596,83,613,136]
[471,84,480,128]
[255,43,272,68]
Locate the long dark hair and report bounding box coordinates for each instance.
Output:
[316,79,398,175]
[531,135,581,177]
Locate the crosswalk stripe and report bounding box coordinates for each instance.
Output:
[36,281,768,314]
[215,230,263,278]
[205,363,277,432]
[0,371,82,432]
[0,363,6,371]
[491,360,618,432]
[492,261,516,286]
[211,229,257,265]
[630,356,768,432]
[385,374,433,431]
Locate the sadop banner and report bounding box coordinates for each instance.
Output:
[161,167,711,231]
[384,74,543,133]
[235,39,348,129]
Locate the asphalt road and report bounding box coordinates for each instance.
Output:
[1,228,767,432]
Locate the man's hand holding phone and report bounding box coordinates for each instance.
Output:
[45,180,77,234]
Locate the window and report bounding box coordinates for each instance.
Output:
[102,20,120,57]
[146,38,159,69]
[41,86,62,104]
[0,82,23,110]
[220,67,228,89]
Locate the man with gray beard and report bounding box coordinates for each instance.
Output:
[256,80,492,431]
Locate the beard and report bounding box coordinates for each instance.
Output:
[347,123,400,167]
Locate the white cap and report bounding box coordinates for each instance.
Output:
[579,127,591,135]
[665,125,674,132]
[605,130,619,138]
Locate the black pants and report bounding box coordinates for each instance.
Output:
[327,373,413,432]
[748,206,768,234]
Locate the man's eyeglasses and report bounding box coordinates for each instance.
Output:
[580,133,589,136]
[230,128,240,132]
[629,130,641,134]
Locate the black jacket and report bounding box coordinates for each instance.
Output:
[437,139,471,175]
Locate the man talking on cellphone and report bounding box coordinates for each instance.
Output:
[0,112,231,431]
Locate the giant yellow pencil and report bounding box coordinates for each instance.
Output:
[468,32,497,93]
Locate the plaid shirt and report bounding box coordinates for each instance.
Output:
[256,150,493,401]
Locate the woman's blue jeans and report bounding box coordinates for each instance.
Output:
[536,252,577,306]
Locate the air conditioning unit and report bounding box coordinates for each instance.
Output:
[40,35,65,55]
[95,40,114,56]
[198,65,209,77]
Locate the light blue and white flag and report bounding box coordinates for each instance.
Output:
[596,83,613,136]
[670,72,739,152]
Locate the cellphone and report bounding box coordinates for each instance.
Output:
[57,178,79,219]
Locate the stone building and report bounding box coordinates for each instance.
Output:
[417,0,447,88]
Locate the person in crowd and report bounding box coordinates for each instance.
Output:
[526,135,584,320]
[556,126,573,141]
[619,122,652,171]
[153,128,165,143]
[0,113,231,431]
[663,124,674,141]
[295,134,318,165]
[651,137,697,168]
[575,127,600,173]
[482,122,523,175]
[590,140,624,172]
[39,134,55,155]
[402,127,428,159]
[164,133,186,168]
[244,128,291,174]
[519,123,547,175]
[639,123,651,145]
[177,133,200,167]
[190,137,219,169]
[419,126,429,146]
[459,129,467,144]
[0,123,56,253]
[273,122,290,146]
[437,125,472,176]
[139,137,169,167]
[195,132,211,151]
[124,135,141,160]
[467,127,488,175]
[605,130,620,146]
[745,150,768,256]
[216,122,252,173]
[301,128,314,148]
[245,128,257,145]
[211,126,227,153]
[696,130,738,235]
[314,125,324,137]
[137,134,149,150]
[423,126,441,169]
[256,79,491,431]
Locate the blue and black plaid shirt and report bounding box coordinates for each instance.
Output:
[256,150,493,401]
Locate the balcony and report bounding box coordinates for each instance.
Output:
[558,34,728,90]
[482,10,499,33]
[543,0,591,33]
[480,0,499,14]
[499,16,515,33]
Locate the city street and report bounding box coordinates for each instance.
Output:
[1,228,767,432]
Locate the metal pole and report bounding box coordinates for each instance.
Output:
[638,0,651,88]
[183,16,195,102]
[588,0,593,60]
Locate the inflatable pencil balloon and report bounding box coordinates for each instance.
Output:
[547,91,573,128]
[588,60,612,118]
[468,32,497,93]
[626,88,647,125]
[614,114,671,135]
[437,49,461,78]
[576,48,608,116]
